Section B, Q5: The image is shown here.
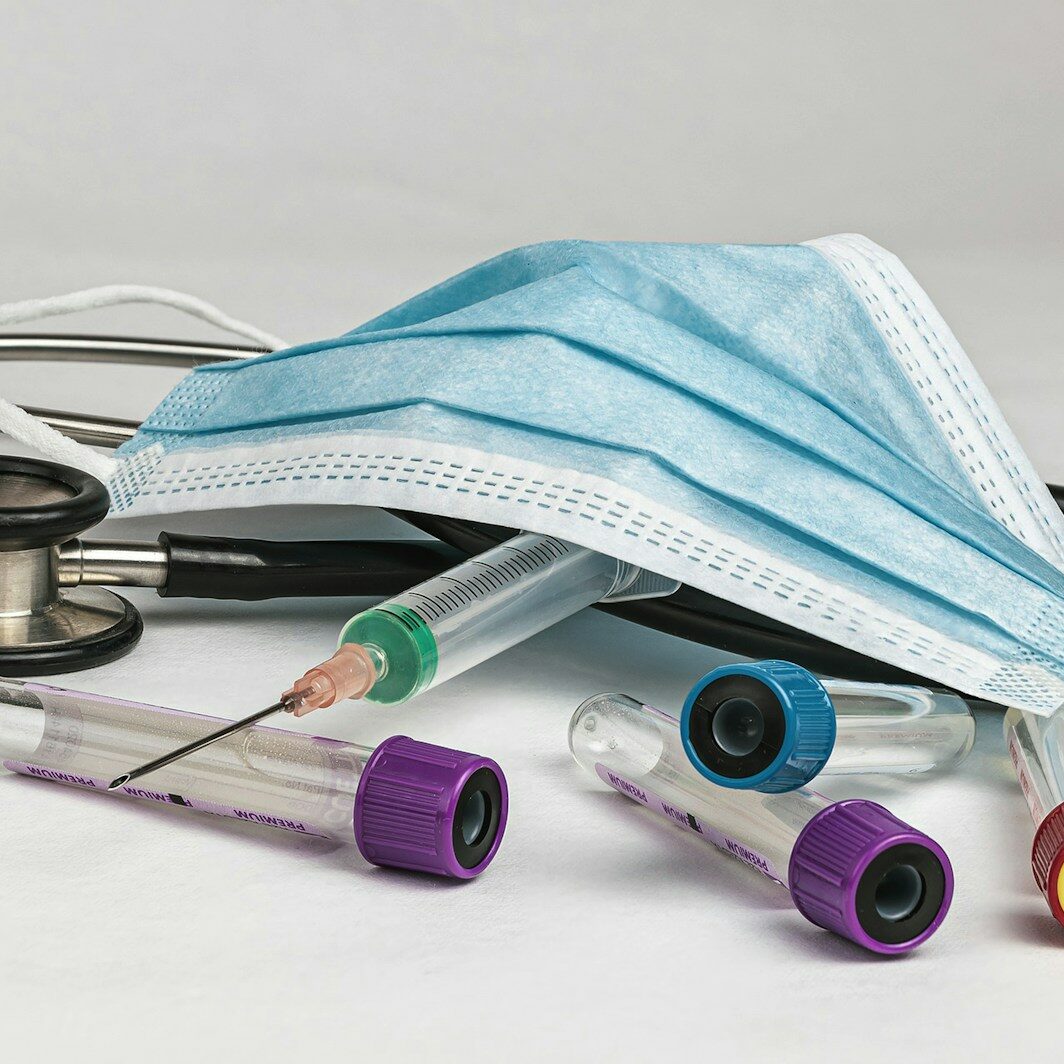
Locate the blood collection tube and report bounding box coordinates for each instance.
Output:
[1004,706,1064,925]
[570,692,953,954]
[0,678,507,879]
[679,661,975,793]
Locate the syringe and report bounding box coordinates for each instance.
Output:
[1003,706,1064,925]
[679,661,975,792]
[571,692,953,953]
[2,677,507,878]
[113,531,677,788]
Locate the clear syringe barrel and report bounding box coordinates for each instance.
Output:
[679,660,974,793]
[0,678,507,878]
[336,532,641,706]
[571,693,953,954]
[1003,706,1064,923]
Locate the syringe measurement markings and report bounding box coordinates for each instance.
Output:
[437,583,474,608]
[396,535,578,629]
[515,547,547,572]
[404,552,562,623]
[494,547,564,580]
[522,537,568,564]
[468,562,507,591]
[406,576,505,621]
[498,545,554,575]
[527,542,563,566]
[490,554,528,580]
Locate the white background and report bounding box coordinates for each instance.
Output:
[2,3,1063,1059]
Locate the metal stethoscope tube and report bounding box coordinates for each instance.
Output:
[0,333,250,366]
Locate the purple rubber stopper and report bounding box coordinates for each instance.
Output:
[788,798,953,955]
[354,735,508,879]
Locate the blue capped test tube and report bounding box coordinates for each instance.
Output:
[678,661,974,793]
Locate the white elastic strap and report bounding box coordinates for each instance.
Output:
[0,285,290,476]
[0,284,290,350]
[0,395,116,481]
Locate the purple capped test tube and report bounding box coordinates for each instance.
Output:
[0,677,506,879]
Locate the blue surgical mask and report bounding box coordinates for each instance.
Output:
[103,234,1064,712]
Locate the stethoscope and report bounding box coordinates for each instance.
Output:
[6,332,1063,700]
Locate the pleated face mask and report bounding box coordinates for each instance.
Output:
[99,234,1064,713]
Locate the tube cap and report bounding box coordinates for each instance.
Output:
[680,660,836,793]
[354,735,507,879]
[788,799,953,954]
[1031,802,1064,926]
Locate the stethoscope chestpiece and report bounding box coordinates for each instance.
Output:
[0,455,141,674]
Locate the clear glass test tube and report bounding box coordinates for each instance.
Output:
[287,531,675,711]
[679,660,974,793]
[571,692,953,954]
[0,678,507,878]
[1004,706,1064,924]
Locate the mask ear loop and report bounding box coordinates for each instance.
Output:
[0,285,290,478]
[0,394,117,481]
